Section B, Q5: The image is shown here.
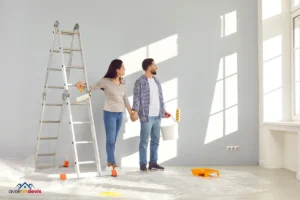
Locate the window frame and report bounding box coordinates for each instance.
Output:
[291,9,300,121]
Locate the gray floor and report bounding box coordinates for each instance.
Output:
[0,159,299,200]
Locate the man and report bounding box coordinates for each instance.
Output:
[132,58,170,171]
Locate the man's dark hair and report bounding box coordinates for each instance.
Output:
[142,58,154,71]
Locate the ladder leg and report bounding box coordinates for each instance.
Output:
[35,27,57,168]
[78,31,102,176]
[58,28,81,178]
[53,33,76,168]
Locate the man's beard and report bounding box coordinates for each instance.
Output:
[151,70,157,75]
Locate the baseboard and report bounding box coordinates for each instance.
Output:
[259,160,265,167]
[261,163,283,169]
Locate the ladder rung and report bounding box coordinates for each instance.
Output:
[70,102,89,106]
[63,48,81,52]
[38,153,56,156]
[67,84,75,87]
[40,120,60,123]
[76,141,94,144]
[48,68,62,71]
[47,86,64,89]
[44,104,63,106]
[65,66,84,69]
[72,122,91,124]
[52,50,71,54]
[60,30,78,35]
[39,137,58,140]
[78,161,96,164]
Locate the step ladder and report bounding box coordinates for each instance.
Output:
[35,21,102,178]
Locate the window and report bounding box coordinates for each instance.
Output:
[292,10,300,120]
[291,0,300,13]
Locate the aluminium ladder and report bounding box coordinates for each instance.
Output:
[35,21,102,178]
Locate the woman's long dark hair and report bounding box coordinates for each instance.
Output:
[103,59,123,79]
[101,59,124,90]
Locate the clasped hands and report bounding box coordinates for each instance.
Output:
[130,111,139,122]
[129,110,171,122]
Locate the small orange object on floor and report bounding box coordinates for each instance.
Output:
[63,161,69,167]
[60,174,67,180]
[111,169,117,177]
[191,168,220,177]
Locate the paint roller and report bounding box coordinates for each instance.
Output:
[75,82,91,102]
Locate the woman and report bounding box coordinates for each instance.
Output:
[76,59,137,176]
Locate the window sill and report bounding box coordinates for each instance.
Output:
[264,121,300,127]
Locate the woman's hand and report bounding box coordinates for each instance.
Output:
[76,81,86,88]
[76,81,86,92]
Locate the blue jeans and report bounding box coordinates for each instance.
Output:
[103,110,123,165]
[139,116,161,165]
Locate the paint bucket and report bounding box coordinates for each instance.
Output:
[160,116,178,141]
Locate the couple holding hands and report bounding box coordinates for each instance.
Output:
[76,58,170,176]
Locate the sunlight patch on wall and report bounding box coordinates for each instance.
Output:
[262,0,281,21]
[119,47,147,77]
[121,152,139,167]
[148,34,178,64]
[205,112,224,144]
[264,89,282,121]
[262,35,282,121]
[123,95,140,140]
[225,105,238,135]
[158,78,178,164]
[210,80,223,115]
[225,74,238,109]
[220,11,237,38]
[205,53,238,144]
[263,35,282,61]
[120,34,178,77]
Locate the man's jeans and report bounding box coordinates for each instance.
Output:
[139,116,161,165]
[103,110,123,164]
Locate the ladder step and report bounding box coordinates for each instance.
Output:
[44,104,63,106]
[47,86,64,89]
[65,66,84,69]
[63,48,81,52]
[39,137,58,140]
[70,102,89,106]
[48,68,62,71]
[78,161,96,164]
[40,120,60,123]
[72,122,91,124]
[38,153,56,156]
[52,50,71,54]
[60,30,78,35]
[76,141,94,144]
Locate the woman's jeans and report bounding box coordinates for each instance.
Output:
[103,110,123,164]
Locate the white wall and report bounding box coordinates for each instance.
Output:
[258,0,299,172]
[1,0,259,168]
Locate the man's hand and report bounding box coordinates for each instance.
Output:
[164,111,171,118]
